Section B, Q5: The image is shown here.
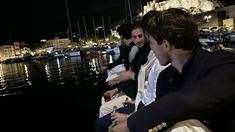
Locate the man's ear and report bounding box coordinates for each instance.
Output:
[162,39,171,51]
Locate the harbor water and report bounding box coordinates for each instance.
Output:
[0,53,118,131]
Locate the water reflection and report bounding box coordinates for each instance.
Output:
[0,54,118,97]
[0,63,31,96]
[24,64,32,85]
[0,54,121,131]
[56,58,62,79]
[0,64,5,91]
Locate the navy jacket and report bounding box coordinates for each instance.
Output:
[127,47,235,132]
[116,43,150,99]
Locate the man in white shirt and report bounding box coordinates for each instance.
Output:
[95,53,168,132]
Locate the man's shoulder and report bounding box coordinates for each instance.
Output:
[199,47,235,62]
[162,65,177,73]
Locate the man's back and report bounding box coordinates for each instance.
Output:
[127,47,235,131]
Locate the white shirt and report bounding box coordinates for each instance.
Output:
[142,59,169,105]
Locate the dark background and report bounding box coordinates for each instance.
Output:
[0,0,234,45]
[0,0,148,44]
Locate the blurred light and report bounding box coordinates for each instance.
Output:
[204,15,212,22]
[40,39,47,42]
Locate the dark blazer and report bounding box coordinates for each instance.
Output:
[127,47,235,132]
[130,43,151,81]
[116,43,151,99]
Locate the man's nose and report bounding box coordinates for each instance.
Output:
[135,37,141,43]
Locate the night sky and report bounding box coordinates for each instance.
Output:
[0,0,234,45]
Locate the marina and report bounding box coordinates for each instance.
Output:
[0,0,234,131]
[0,53,118,130]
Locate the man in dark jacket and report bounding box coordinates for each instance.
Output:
[106,22,137,71]
[98,21,151,119]
[112,8,235,132]
[104,21,151,101]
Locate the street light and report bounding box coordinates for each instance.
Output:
[204,15,212,23]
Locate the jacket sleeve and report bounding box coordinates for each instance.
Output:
[127,62,235,132]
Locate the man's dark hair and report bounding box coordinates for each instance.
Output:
[142,8,199,50]
[117,23,132,39]
[131,20,143,32]
[140,10,159,29]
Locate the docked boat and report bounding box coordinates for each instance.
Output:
[64,48,81,57]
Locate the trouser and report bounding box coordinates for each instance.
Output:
[95,104,135,132]
[99,95,132,118]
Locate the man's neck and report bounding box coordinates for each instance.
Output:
[124,39,133,46]
[170,49,192,73]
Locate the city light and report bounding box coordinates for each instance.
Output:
[204,15,212,22]
[141,0,223,16]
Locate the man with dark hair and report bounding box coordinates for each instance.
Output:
[99,22,138,118]
[95,11,165,132]
[106,20,151,100]
[99,21,151,119]
[112,8,235,132]
[107,22,137,71]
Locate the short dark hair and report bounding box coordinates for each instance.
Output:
[131,20,142,31]
[117,22,132,39]
[142,8,199,50]
[140,10,159,29]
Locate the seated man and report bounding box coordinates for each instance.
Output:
[99,21,151,117]
[105,22,138,72]
[95,54,169,132]
[112,8,235,132]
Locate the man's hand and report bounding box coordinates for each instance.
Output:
[111,112,128,125]
[107,77,120,86]
[118,71,135,81]
[122,98,135,106]
[111,120,130,132]
[103,88,118,102]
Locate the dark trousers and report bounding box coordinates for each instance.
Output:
[95,104,135,132]
[95,101,145,132]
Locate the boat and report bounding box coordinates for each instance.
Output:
[64,48,81,57]
[51,48,64,58]
[33,51,54,61]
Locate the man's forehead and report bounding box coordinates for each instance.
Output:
[132,29,143,36]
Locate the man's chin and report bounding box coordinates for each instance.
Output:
[136,43,144,48]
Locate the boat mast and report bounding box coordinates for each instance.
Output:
[108,16,112,36]
[101,16,106,40]
[92,19,98,42]
[127,0,133,23]
[65,0,73,42]
[77,20,81,40]
[83,17,88,38]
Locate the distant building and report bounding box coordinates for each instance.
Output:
[194,4,235,30]
[13,42,20,56]
[221,5,235,30]
[0,41,32,61]
[45,38,70,48]
[140,0,235,31]
[141,0,222,16]
[0,45,15,61]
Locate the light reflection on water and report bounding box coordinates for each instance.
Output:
[0,53,120,131]
[0,54,119,97]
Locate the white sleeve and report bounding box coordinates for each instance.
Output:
[128,46,139,63]
[142,60,169,105]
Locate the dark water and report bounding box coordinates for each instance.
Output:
[0,54,118,131]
